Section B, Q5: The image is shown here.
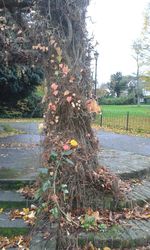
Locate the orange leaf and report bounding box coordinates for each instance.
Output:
[51,83,58,91]
[66,96,72,103]
[53,90,58,96]
[92,211,100,222]
[51,194,58,203]
[87,208,93,216]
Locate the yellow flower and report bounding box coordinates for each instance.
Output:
[70,139,78,147]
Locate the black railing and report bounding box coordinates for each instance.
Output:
[96,112,150,133]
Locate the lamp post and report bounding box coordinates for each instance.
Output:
[94,51,99,99]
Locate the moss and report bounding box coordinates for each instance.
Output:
[0,180,35,190]
[0,168,19,179]
[0,201,31,210]
[0,227,29,237]
[0,124,25,137]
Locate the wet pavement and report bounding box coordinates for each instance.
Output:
[0,122,43,180]
[0,122,150,180]
[97,130,150,157]
[97,129,150,179]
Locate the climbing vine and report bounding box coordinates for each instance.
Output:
[0,0,126,248]
[29,1,126,248]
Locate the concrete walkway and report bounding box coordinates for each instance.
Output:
[97,129,150,157]
[0,122,42,180]
[97,129,150,179]
[0,123,150,249]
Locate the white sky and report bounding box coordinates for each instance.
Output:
[87,0,149,85]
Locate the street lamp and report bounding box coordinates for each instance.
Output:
[94,51,99,99]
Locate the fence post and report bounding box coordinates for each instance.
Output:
[100,113,103,127]
[126,112,129,131]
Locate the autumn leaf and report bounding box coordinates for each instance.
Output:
[87,208,93,216]
[57,55,62,63]
[0,208,4,214]
[51,194,58,203]
[59,64,70,75]
[63,144,70,151]
[62,65,70,75]
[10,208,36,225]
[55,47,62,56]
[64,90,70,96]
[53,90,58,96]
[53,42,58,48]
[69,76,75,83]
[92,211,100,222]
[21,208,29,215]
[51,83,58,91]
[66,96,72,103]
[70,139,78,147]
[48,103,57,111]
[50,39,55,45]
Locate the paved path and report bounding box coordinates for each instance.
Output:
[0,122,42,180]
[0,124,150,249]
[97,129,150,156]
[97,129,150,179]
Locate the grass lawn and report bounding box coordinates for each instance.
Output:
[95,105,150,134]
[101,105,150,117]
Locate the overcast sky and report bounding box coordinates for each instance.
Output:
[87,0,149,85]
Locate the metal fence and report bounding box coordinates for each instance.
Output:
[97,112,150,133]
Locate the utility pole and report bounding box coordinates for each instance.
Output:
[94,51,99,99]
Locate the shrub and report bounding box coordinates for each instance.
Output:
[99,95,135,105]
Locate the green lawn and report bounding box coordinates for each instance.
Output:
[101,105,150,117]
[95,105,150,134]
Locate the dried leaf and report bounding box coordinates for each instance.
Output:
[64,90,70,96]
[92,211,100,222]
[51,194,58,203]
[53,90,58,96]
[55,47,62,56]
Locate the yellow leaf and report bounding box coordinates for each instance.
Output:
[23,215,28,221]
[23,208,29,215]
[57,55,62,63]
[0,208,4,214]
[103,247,111,250]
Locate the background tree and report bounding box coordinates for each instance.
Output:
[0,1,44,116]
[132,40,144,105]
[132,3,150,94]
[141,2,150,90]
[0,65,43,106]
[107,72,127,97]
